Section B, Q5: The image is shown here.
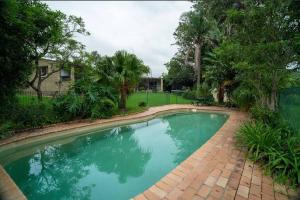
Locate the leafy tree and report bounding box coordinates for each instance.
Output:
[164,54,195,90]
[97,51,149,110]
[204,42,241,103]
[24,1,89,100]
[174,7,219,93]
[0,0,34,107]
[226,0,299,110]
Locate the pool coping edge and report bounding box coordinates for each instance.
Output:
[0,105,241,200]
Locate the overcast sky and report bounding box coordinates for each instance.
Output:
[46,1,192,77]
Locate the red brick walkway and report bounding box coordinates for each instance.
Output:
[133,111,294,200]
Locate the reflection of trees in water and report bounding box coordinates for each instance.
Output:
[6,144,92,200]
[6,125,151,199]
[163,113,225,164]
[80,126,151,183]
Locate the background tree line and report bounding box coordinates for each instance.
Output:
[165,0,300,110]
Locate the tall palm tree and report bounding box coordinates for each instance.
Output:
[100,51,149,110]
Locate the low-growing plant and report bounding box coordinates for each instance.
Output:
[250,105,281,127]
[182,89,197,100]
[0,101,57,137]
[138,101,147,107]
[236,121,300,187]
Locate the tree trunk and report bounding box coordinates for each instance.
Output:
[28,59,43,101]
[194,42,202,97]
[119,86,127,110]
[267,72,278,111]
[217,82,225,103]
[37,88,43,101]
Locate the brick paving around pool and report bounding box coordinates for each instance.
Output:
[132,107,296,200]
[0,105,296,200]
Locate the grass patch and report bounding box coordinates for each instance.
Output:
[126,92,192,111]
[17,94,52,107]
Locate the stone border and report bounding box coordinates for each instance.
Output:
[0,165,26,200]
[0,105,240,200]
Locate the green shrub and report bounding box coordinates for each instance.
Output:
[91,98,116,119]
[236,121,300,187]
[183,85,214,102]
[0,121,15,139]
[53,82,118,120]
[138,101,147,107]
[182,89,197,100]
[232,87,255,110]
[0,101,57,137]
[250,105,280,127]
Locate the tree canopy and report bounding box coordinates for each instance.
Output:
[168,0,300,110]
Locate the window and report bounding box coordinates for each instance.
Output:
[60,69,71,81]
[39,66,48,77]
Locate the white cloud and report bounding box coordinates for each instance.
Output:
[45,1,192,77]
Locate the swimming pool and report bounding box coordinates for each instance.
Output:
[1,111,228,200]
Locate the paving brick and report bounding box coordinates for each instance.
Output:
[237,185,250,198]
[166,188,183,200]
[197,185,211,198]
[262,193,275,200]
[144,190,161,200]
[162,176,178,187]
[190,175,206,190]
[210,169,222,177]
[252,175,262,186]
[250,184,261,197]
[149,185,167,198]
[249,193,261,200]
[216,177,228,188]
[210,185,224,199]
[204,176,217,187]
[191,195,204,200]
[167,173,182,182]
[179,187,197,200]
[240,176,251,187]
[225,163,235,170]
[156,181,173,193]
[236,194,248,200]
[222,169,232,178]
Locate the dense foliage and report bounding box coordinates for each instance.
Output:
[0,100,57,138]
[167,0,299,108]
[53,78,118,120]
[237,116,300,187]
[0,0,34,107]
[94,50,150,110]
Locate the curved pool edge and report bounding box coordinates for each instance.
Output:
[0,105,245,200]
[132,108,248,200]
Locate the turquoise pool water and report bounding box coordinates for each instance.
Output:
[3,112,227,200]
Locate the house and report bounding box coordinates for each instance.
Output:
[24,58,74,95]
[137,77,163,92]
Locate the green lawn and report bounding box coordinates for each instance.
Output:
[17,94,52,106]
[126,92,192,111]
